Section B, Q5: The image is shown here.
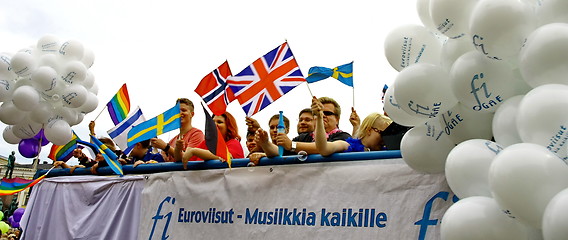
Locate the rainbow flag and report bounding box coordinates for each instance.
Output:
[0,176,47,195]
[107,84,131,125]
[47,132,78,162]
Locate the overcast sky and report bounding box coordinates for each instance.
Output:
[0,0,421,164]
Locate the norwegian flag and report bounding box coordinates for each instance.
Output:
[194,61,235,116]
[227,42,306,116]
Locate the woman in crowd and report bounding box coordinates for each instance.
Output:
[311,97,393,156]
[177,111,244,169]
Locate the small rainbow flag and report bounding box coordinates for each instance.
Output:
[107,84,131,125]
[47,133,78,162]
[0,175,48,195]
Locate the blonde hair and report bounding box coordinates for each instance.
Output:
[355,112,393,139]
[318,96,341,117]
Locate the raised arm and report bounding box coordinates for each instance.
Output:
[312,97,349,156]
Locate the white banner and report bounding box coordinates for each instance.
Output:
[139,159,456,240]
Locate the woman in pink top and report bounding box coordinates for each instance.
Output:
[178,111,244,169]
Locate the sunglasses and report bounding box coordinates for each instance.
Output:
[322,111,336,116]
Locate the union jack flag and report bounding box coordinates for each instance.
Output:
[194,61,235,116]
[227,42,306,116]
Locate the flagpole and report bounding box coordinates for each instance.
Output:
[284,39,314,98]
[92,105,108,122]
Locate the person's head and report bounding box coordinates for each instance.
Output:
[356,113,393,151]
[72,147,85,158]
[130,140,151,159]
[268,114,290,143]
[245,131,256,152]
[318,97,341,132]
[213,112,241,141]
[98,137,117,151]
[297,108,315,134]
[177,98,195,126]
[10,151,14,155]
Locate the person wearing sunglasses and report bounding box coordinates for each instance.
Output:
[311,97,393,156]
[259,97,352,157]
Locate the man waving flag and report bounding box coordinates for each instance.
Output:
[227,42,305,116]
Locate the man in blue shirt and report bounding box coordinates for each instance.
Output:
[131,139,165,167]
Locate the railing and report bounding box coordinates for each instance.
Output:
[34,150,402,178]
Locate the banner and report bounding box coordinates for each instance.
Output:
[21,176,144,240]
[139,159,455,240]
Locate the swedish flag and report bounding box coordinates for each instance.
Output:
[90,135,123,176]
[305,62,353,87]
[127,102,181,147]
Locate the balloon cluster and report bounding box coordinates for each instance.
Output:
[384,0,568,239]
[0,35,99,157]
[7,208,24,229]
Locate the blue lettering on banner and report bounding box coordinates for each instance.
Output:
[414,191,459,240]
[149,196,176,240]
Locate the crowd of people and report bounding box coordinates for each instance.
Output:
[53,96,405,173]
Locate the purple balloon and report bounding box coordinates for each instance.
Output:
[18,138,40,158]
[11,221,19,228]
[34,129,50,146]
[8,216,13,226]
[12,208,24,222]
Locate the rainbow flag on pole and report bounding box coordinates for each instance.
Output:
[48,132,78,162]
[107,84,131,125]
[0,175,48,195]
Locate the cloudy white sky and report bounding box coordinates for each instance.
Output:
[0,0,421,164]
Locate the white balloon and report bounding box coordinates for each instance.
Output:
[383,85,427,127]
[10,51,37,76]
[438,103,493,144]
[12,117,42,139]
[80,48,95,68]
[441,196,533,240]
[0,101,26,125]
[54,106,78,124]
[384,24,442,72]
[519,23,568,88]
[12,85,40,112]
[36,34,60,55]
[31,66,58,91]
[401,120,455,173]
[450,51,521,113]
[44,119,72,146]
[0,52,15,76]
[59,60,87,85]
[57,40,84,60]
[416,0,436,31]
[492,95,524,147]
[429,0,478,39]
[37,53,60,70]
[82,70,95,89]
[60,84,87,108]
[89,81,99,95]
[0,78,16,102]
[394,63,458,120]
[440,37,475,71]
[469,0,537,62]
[2,126,21,144]
[536,0,568,25]
[30,100,53,125]
[489,143,568,229]
[445,139,502,199]
[517,84,568,160]
[543,188,568,240]
[78,92,98,114]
